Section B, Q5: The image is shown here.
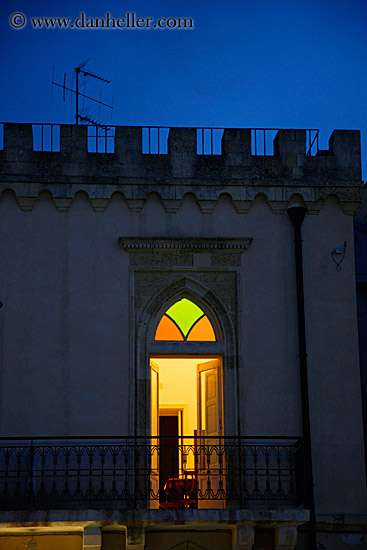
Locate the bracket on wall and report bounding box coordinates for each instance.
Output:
[331,241,347,271]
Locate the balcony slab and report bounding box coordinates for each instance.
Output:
[0,507,309,528]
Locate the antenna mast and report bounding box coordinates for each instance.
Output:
[52,59,113,125]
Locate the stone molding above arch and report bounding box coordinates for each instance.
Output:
[119,237,253,252]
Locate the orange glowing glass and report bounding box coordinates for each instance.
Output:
[155,315,184,341]
[186,315,216,341]
[154,299,217,342]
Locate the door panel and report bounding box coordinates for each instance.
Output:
[150,361,159,508]
[197,359,224,508]
[207,403,218,435]
[197,359,222,440]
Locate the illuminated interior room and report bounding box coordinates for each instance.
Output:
[150,298,223,507]
[150,356,223,507]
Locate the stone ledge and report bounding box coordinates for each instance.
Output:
[0,508,310,527]
[315,514,367,532]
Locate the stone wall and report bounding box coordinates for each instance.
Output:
[0,125,362,214]
[0,125,365,522]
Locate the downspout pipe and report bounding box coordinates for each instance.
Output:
[287,205,316,550]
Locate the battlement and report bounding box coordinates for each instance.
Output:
[0,123,363,214]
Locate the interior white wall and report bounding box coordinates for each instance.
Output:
[153,357,213,437]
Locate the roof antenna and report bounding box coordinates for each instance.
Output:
[51,59,113,126]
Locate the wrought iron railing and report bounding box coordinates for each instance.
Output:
[0,436,304,510]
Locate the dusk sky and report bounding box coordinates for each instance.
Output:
[1,0,366,178]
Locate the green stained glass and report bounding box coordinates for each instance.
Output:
[165,298,204,337]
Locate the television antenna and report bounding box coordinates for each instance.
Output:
[51,59,114,126]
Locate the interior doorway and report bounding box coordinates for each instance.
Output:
[159,414,179,495]
[150,356,223,507]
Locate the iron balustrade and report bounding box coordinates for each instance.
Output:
[0,436,304,510]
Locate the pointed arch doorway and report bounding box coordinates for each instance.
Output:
[150,298,225,509]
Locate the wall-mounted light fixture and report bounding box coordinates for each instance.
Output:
[331,241,347,271]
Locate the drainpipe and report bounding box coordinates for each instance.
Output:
[287,204,316,550]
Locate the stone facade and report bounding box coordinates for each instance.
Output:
[0,124,365,549]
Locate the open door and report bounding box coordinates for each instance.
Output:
[197,359,225,508]
[150,360,159,508]
[197,359,223,442]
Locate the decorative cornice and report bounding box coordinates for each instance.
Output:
[119,237,253,251]
[0,183,362,215]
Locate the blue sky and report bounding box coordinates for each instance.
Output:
[1,0,366,177]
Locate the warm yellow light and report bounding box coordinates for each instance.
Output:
[152,357,215,472]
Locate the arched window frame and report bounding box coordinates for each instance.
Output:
[134,276,239,438]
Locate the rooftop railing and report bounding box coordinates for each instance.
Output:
[32,123,60,152]
[0,123,320,156]
[0,436,304,510]
[87,125,115,153]
[142,127,170,154]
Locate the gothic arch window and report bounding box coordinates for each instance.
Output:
[154,298,218,342]
[132,273,239,439]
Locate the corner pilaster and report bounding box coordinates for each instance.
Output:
[233,524,254,550]
[126,526,145,549]
[274,526,298,550]
[83,526,101,550]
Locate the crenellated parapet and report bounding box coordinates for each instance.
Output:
[0,123,363,214]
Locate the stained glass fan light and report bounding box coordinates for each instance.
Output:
[155,298,216,341]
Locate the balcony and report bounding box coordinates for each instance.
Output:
[0,436,305,511]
